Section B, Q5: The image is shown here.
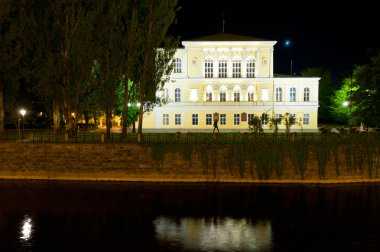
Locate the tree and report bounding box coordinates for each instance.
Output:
[329,78,357,125]
[24,0,95,134]
[248,116,263,133]
[90,0,130,139]
[282,112,298,133]
[136,0,178,143]
[349,51,380,128]
[0,0,23,133]
[120,0,144,136]
[301,68,335,123]
[268,117,281,133]
[116,79,139,133]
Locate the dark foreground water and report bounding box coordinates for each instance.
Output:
[0,181,379,252]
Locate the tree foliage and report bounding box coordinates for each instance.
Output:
[330,50,380,127]
[329,78,357,125]
[349,51,380,127]
[136,0,179,142]
[23,0,95,134]
[0,0,24,133]
[2,0,178,136]
[248,116,263,133]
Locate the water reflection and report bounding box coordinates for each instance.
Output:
[19,215,33,248]
[20,216,33,241]
[154,216,273,251]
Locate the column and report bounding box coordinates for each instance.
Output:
[270,48,274,78]
[255,49,261,78]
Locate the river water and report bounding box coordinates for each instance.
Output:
[0,181,379,251]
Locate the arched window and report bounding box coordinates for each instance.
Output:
[204,58,214,78]
[175,88,181,102]
[173,58,181,73]
[233,86,241,102]
[290,87,296,102]
[248,86,255,102]
[232,58,241,78]
[219,86,227,102]
[218,58,227,78]
[276,87,282,102]
[206,86,213,102]
[246,58,255,78]
[304,87,310,102]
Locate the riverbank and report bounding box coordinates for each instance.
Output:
[1,141,379,184]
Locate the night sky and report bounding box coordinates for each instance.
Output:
[171,0,379,79]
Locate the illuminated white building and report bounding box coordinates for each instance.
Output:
[143,33,319,132]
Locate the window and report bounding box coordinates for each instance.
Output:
[304,87,310,102]
[206,114,212,125]
[192,114,198,125]
[220,114,226,125]
[175,114,181,125]
[220,87,227,102]
[261,89,269,101]
[234,92,240,102]
[175,88,181,102]
[233,87,240,102]
[220,92,226,102]
[206,86,213,102]
[205,58,213,78]
[262,113,268,125]
[163,114,169,125]
[246,58,255,78]
[206,92,212,102]
[290,114,296,125]
[234,114,240,125]
[275,114,282,125]
[190,89,198,101]
[303,114,309,125]
[276,87,282,102]
[248,114,255,122]
[248,92,254,101]
[174,58,181,73]
[232,59,241,78]
[248,86,255,101]
[218,59,227,78]
[290,87,296,102]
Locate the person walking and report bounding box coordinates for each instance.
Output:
[213,112,219,134]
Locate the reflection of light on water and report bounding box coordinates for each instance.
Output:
[20,216,33,241]
[154,217,272,251]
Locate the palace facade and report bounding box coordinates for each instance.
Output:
[143,34,319,132]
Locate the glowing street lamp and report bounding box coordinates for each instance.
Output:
[18,109,26,136]
[343,101,349,107]
[284,39,293,75]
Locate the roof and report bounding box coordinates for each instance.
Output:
[187,33,270,42]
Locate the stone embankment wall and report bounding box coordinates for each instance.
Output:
[0,142,379,183]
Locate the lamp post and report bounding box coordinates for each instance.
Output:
[284,39,293,75]
[19,109,26,137]
[20,109,26,130]
[343,101,352,127]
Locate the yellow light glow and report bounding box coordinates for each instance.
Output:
[19,109,26,117]
[261,89,269,101]
[190,89,198,101]
[71,112,75,118]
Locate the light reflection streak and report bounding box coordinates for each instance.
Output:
[20,216,33,241]
[154,217,273,251]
